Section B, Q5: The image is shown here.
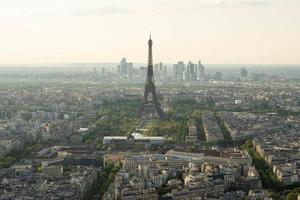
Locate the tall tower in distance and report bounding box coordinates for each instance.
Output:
[138,35,164,119]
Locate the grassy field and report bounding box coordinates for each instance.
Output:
[151,120,187,143]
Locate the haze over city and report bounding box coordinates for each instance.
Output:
[1,1,300,200]
[1,0,300,64]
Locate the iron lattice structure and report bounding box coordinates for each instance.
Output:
[138,36,164,119]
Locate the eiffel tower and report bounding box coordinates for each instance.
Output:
[138,35,164,119]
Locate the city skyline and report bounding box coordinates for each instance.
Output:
[1,0,300,65]
[1,1,300,199]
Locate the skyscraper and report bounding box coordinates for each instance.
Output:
[241,68,248,78]
[198,60,205,79]
[186,61,197,81]
[118,58,133,78]
[173,61,185,81]
[154,62,163,82]
[163,65,168,81]
[138,35,164,119]
[154,62,168,82]
[120,58,128,74]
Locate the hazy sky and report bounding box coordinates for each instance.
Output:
[1,0,300,64]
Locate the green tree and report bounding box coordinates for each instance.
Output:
[285,192,298,200]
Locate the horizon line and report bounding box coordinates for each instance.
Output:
[0,62,300,67]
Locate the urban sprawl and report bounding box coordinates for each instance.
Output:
[0,39,300,200]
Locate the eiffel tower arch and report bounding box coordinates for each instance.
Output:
[138,35,164,119]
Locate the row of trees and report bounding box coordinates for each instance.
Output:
[83,98,141,144]
[241,140,280,189]
[239,140,300,199]
[84,162,122,199]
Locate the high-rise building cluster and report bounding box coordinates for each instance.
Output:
[116,58,207,82]
[173,60,205,81]
[154,62,168,82]
[117,58,133,78]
